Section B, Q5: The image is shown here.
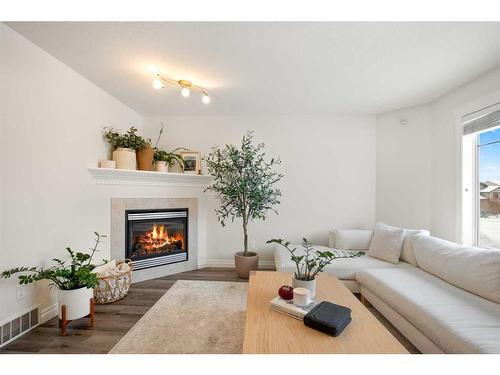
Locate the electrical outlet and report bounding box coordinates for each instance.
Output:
[16,285,25,301]
[249,240,256,250]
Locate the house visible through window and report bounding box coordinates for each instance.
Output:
[462,105,500,249]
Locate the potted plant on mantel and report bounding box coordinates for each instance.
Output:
[103,126,152,170]
[205,131,284,278]
[1,233,106,324]
[153,147,187,172]
[267,238,363,297]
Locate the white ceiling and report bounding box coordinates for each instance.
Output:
[7,22,500,116]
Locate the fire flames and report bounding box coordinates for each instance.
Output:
[136,224,184,252]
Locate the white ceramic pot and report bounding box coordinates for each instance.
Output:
[58,287,94,320]
[112,148,137,170]
[292,277,316,299]
[154,160,168,172]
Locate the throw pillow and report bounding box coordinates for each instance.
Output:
[375,222,430,265]
[367,223,405,264]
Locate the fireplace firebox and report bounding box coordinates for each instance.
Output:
[125,208,188,270]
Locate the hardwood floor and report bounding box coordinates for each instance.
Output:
[0,268,418,354]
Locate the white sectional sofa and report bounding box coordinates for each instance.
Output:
[273,226,500,354]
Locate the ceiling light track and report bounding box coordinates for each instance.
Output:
[153,73,211,104]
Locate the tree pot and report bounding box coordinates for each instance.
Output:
[292,277,316,299]
[58,287,94,320]
[112,148,137,170]
[234,251,259,279]
[154,160,168,172]
[136,145,154,171]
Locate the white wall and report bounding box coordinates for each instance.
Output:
[375,66,500,242]
[375,105,432,230]
[431,67,500,241]
[143,115,376,265]
[0,24,142,324]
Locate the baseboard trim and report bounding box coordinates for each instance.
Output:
[199,259,275,269]
[40,303,58,323]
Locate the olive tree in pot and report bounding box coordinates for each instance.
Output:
[1,233,106,322]
[205,131,283,278]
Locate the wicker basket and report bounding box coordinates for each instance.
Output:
[94,259,133,304]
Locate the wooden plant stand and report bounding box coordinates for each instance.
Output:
[59,298,95,336]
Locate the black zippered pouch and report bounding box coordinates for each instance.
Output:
[303,301,352,337]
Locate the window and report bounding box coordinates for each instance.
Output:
[462,105,500,249]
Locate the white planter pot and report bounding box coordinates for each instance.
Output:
[292,277,316,299]
[112,148,137,170]
[154,160,168,172]
[58,287,94,320]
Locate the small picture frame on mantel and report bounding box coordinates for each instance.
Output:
[180,151,201,175]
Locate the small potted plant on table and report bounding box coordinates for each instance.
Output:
[205,131,283,278]
[1,233,106,335]
[267,238,363,298]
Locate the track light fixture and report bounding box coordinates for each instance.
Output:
[152,73,211,104]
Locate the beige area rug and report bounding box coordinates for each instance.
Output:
[109,280,248,354]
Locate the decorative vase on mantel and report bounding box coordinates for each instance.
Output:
[136,144,154,171]
[292,277,316,299]
[112,148,137,170]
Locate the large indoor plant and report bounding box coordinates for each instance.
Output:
[205,131,283,278]
[267,238,363,297]
[1,233,106,321]
[103,126,148,170]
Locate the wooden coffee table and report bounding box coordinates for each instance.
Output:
[242,271,408,354]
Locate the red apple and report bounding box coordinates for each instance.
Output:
[278,285,294,300]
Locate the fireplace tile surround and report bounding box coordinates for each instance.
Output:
[111,198,198,283]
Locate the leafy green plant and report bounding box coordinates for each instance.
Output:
[103,126,150,150]
[267,238,363,281]
[205,131,283,256]
[153,147,187,167]
[1,233,106,290]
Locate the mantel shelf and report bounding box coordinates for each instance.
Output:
[88,167,213,187]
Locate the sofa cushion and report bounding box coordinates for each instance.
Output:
[357,267,500,353]
[412,234,500,304]
[367,223,405,264]
[374,223,429,265]
[329,229,373,250]
[274,244,413,280]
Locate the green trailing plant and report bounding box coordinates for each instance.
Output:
[267,238,363,281]
[153,147,187,168]
[151,122,187,168]
[0,233,106,290]
[103,126,150,150]
[205,131,283,256]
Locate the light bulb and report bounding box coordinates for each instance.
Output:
[202,94,210,104]
[152,78,163,89]
[181,87,190,97]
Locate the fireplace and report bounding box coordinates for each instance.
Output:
[125,208,188,270]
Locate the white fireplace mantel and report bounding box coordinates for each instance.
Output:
[88,167,213,187]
